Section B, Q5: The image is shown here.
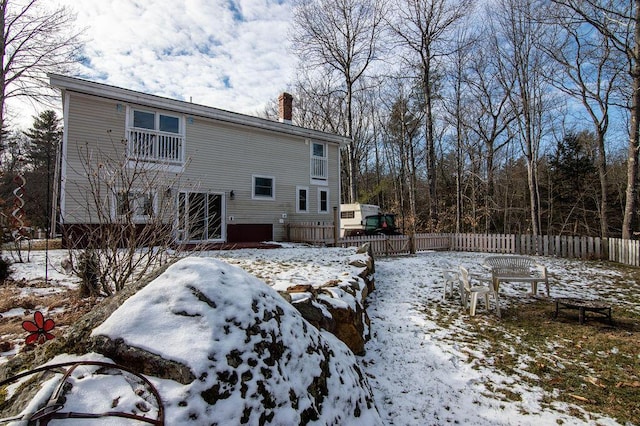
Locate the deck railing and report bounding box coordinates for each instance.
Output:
[286,221,640,266]
[127,129,184,164]
[310,156,327,180]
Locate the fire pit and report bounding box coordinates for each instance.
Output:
[554,297,612,325]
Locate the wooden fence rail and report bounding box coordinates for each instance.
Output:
[339,234,413,256]
[286,222,640,267]
[287,221,335,245]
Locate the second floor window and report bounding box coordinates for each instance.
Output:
[127,108,184,165]
[311,142,327,181]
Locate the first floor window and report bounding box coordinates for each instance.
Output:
[297,186,309,213]
[253,175,275,200]
[318,188,329,213]
[115,190,156,221]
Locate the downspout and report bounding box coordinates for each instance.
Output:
[53,91,70,235]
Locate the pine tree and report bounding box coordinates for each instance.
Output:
[22,110,62,231]
[549,131,599,235]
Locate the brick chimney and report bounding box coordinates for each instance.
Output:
[278,92,293,124]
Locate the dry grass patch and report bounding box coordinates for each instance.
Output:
[460,299,640,424]
[0,280,97,355]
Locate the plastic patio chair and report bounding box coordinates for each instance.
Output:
[439,260,462,302]
[458,265,501,317]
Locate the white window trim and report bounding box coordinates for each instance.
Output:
[296,186,309,213]
[310,140,328,185]
[126,159,185,174]
[125,105,186,169]
[252,174,276,200]
[318,188,330,214]
[111,189,158,224]
[130,107,183,134]
[175,191,226,243]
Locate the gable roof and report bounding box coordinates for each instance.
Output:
[48,73,349,146]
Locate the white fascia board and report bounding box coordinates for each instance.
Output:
[48,73,350,147]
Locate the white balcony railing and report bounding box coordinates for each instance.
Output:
[311,156,327,180]
[127,129,184,165]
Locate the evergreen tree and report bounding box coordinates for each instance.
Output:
[22,110,62,232]
[549,131,599,235]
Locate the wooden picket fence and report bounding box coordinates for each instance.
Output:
[286,221,640,267]
[287,221,335,245]
[609,238,640,266]
[339,234,413,256]
[449,233,606,259]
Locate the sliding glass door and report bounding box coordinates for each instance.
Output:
[177,192,224,242]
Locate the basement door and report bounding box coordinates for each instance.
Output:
[177,192,225,242]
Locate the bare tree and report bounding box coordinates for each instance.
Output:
[384,85,423,234]
[465,31,518,233]
[0,0,82,137]
[290,0,386,203]
[388,0,474,231]
[490,0,557,237]
[63,138,187,296]
[552,0,640,239]
[442,27,475,233]
[291,68,347,134]
[542,11,623,239]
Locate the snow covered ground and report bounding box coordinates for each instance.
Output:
[2,245,638,425]
[358,251,634,426]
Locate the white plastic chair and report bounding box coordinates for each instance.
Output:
[458,265,501,317]
[439,260,461,302]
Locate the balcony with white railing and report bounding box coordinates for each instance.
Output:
[311,156,327,180]
[127,129,184,165]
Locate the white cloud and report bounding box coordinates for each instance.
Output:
[7,0,298,129]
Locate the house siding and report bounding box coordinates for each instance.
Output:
[59,88,341,243]
[62,93,128,224]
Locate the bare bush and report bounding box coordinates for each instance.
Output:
[62,138,190,295]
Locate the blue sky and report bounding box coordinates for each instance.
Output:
[9,0,297,128]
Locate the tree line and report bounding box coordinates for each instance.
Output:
[269,0,640,239]
[1,0,639,242]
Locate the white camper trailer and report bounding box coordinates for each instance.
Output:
[339,203,380,237]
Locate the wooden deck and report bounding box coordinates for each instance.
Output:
[176,242,282,251]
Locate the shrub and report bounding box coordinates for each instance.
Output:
[0,256,12,282]
[77,250,100,297]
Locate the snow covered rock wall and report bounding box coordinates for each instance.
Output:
[91,257,382,425]
[279,243,375,355]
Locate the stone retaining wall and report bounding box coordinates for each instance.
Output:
[278,244,375,355]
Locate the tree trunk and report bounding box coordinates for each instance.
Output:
[424,58,438,230]
[485,145,495,233]
[596,132,609,239]
[346,81,357,203]
[0,0,6,147]
[622,1,640,239]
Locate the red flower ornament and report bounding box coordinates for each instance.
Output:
[22,311,55,345]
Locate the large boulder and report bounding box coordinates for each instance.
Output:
[89,257,382,425]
